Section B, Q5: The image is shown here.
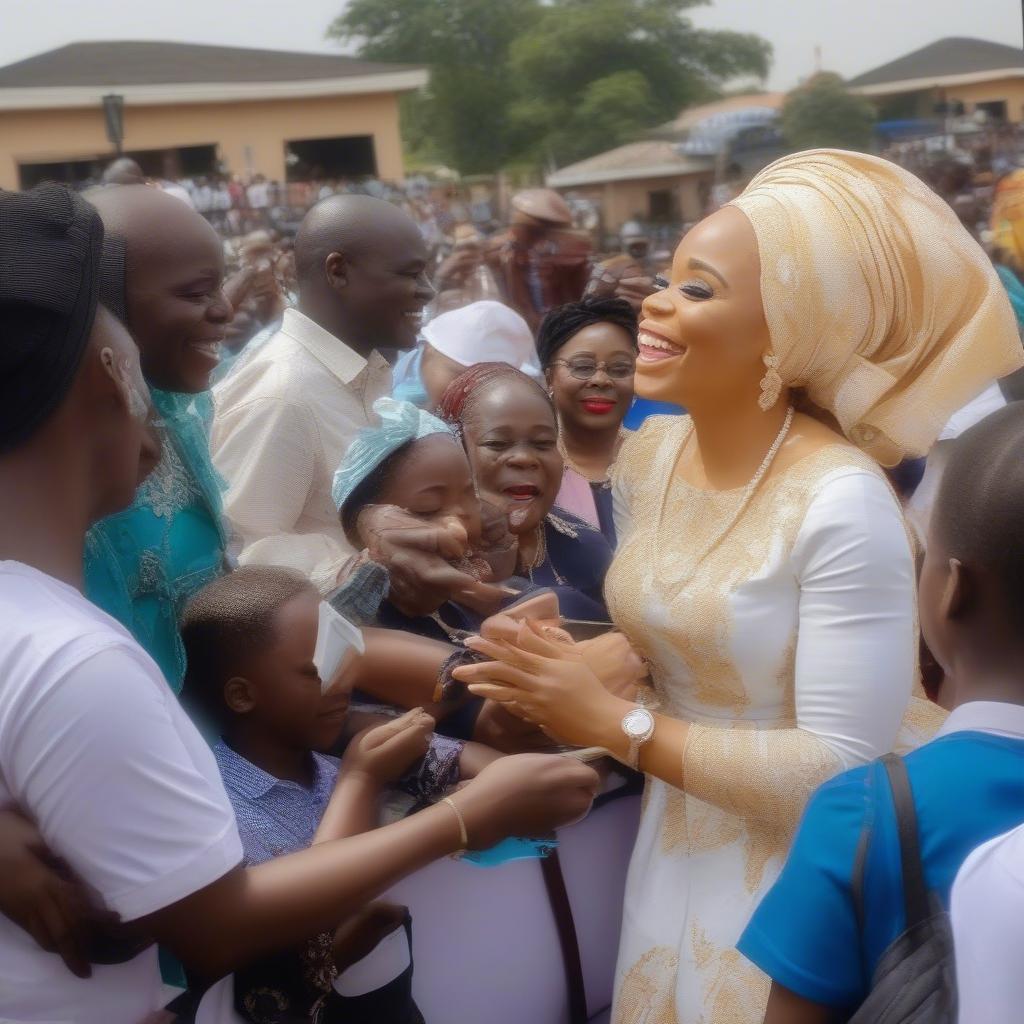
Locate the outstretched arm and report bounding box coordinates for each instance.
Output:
[762,983,838,1024]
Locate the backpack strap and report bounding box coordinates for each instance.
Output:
[880,753,931,929]
[851,815,871,938]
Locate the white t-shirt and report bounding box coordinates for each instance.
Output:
[905,380,1007,541]
[0,561,243,1024]
[951,823,1024,1023]
[159,181,197,209]
[247,182,269,209]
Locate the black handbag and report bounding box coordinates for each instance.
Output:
[847,754,957,1023]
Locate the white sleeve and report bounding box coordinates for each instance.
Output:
[788,469,916,767]
[213,395,353,592]
[952,826,1024,1024]
[683,470,916,825]
[3,644,242,921]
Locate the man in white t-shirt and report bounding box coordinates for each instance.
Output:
[0,183,598,1021]
[247,175,270,211]
[0,184,241,1021]
[951,824,1024,1022]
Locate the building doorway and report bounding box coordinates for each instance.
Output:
[647,188,677,223]
[18,143,218,189]
[975,100,1008,123]
[284,135,377,183]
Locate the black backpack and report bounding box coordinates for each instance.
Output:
[847,753,957,1023]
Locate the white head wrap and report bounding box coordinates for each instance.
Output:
[422,300,543,381]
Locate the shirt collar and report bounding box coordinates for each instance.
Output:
[214,739,336,801]
[214,740,278,799]
[935,700,1024,741]
[281,307,368,386]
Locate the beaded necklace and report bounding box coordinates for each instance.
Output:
[663,406,795,589]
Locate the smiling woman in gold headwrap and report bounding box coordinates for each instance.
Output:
[454,150,1024,1023]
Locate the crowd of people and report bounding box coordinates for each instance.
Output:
[94,156,503,250]
[3,136,1024,1024]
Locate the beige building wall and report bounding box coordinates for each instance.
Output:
[566,172,711,236]
[872,76,1024,124]
[946,77,1024,122]
[0,90,406,189]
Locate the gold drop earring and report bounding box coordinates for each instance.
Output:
[758,351,783,412]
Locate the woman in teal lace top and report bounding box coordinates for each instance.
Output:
[84,186,233,691]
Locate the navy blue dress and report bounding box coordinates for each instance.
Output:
[530,508,613,622]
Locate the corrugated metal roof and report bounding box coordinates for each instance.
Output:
[849,37,1024,89]
[0,40,420,88]
[547,140,712,187]
[653,92,785,137]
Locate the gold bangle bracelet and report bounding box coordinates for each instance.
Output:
[442,796,469,851]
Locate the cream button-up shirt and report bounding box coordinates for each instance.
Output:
[211,307,391,593]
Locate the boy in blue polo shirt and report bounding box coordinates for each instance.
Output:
[738,403,1024,1023]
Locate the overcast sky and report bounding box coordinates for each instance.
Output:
[2,0,1021,90]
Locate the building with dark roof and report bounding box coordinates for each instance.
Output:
[545,94,786,235]
[849,37,1024,124]
[0,40,427,190]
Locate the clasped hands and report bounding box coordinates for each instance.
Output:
[452,613,649,751]
[355,501,517,618]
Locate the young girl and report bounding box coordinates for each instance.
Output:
[334,397,518,646]
[437,363,614,621]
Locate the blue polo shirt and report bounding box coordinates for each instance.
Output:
[622,397,683,430]
[214,740,339,866]
[738,702,1024,1010]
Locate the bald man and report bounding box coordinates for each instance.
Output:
[211,195,436,593]
[82,184,233,688]
[101,157,145,185]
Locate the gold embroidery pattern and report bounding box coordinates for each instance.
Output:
[690,925,771,1024]
[614,946,681,1024]
[684,723,839,838]
[610,416,903,1021]
[657,784,744,859]
[141,428,203,520]
[610,418,887,722]
[660,786,687,854]
[895,694,946,754]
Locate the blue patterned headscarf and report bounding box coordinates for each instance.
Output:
[332,397,455,512]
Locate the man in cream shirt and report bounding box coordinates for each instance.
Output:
[212,195,434,593]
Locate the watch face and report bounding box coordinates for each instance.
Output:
[623,708,654,739]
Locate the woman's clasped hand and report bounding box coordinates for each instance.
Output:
[453,616,646,750]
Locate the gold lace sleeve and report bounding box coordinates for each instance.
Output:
[682,722,842,833]
[612,415,689,541]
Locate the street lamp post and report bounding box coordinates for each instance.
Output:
[102,94,125,155]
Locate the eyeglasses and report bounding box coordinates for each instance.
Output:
[551,357,636,381]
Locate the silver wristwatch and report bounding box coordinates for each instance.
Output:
[621,707,655,770]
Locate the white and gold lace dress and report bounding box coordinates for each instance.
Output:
[607,416,943,1024]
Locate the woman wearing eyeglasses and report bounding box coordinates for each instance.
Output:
[537,297,638,547]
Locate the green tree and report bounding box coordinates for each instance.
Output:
[508,0,771,166]
[329,0,771,174]
[328,0,541,174]
[782,72,876,152]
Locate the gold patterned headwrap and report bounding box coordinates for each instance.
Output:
[730,149,1024,466]
[991,169,1024,273]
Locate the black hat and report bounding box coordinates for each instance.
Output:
[0,184,104,450]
